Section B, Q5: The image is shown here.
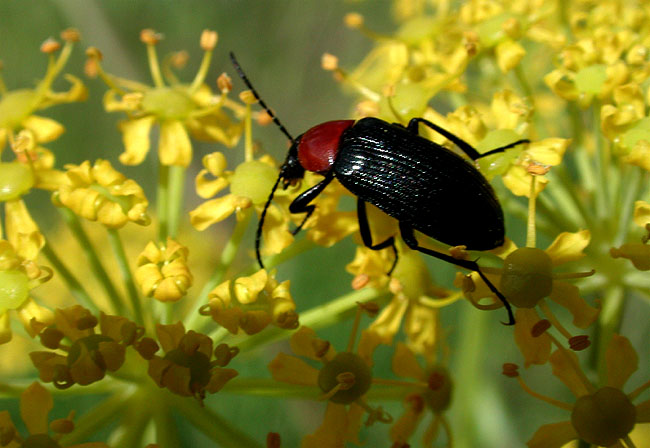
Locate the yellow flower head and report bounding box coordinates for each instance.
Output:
[390,343,454,447]
[199,268,298,335]
[456,231,598,366]
[348,247,460,354]
[92,29,244,167]
[0,29,87,152]
[0,381,108,448]
[30,306,142,388]
[0,239,53,344]
[53,159,150,228]
[135,237,193,302]
[146,321,238,404]
[510,334,650,447]
[268,305,390,447]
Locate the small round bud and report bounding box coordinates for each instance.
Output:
[140,29,162,45]
[531,319,551,337]
[61,28,81,42]
[502,363,519,377]
[41,38,61,54]
[217,72,232,93]
[200,30,218,51]
[321,53,339,71]
[239,90,257,105]
[569,335,591,351]
[344,12,364,29]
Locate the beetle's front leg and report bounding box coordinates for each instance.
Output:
[357,200,398,275]
[288,172,334,235]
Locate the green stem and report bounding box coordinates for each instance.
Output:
[595,285,626,384]
[59,389,134,445]
[166,165,186,239]
[170,395,262,448]
[59,208,125,314]
[157,164,170,242]
[107,228,144,325]
[40,242,99,313]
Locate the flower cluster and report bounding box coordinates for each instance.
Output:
[0,1,648,447]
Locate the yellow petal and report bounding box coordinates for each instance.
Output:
[495,39,525,73]
[5,199,44,260]
[502,165,548,197]
[206,367,238,393]
[118,116,155,166]
[605,334,638,389]
[98,340,126,372]
[20,381,52,434]
[527,138,570,166]
[549,348,590,398]
[268,352,319,386]
[21,115,64,143]
[392,342,425,380]
[545,230,590,266]
[290,326,334,361]
[189,194,248,231]
[16,298,54,337]
[240,310,272,335]
[513,308,552,367]
[29,351,67,382]
[403,301,439,355]
[155,321,186,353]
[368,296,408,345]
[69,344,106,385]
[633,201,650,228]
[159,120,192,167]
[549,281,599,328]
[234,269,267,304]
[301,403,349,448]
[526,421,577,448]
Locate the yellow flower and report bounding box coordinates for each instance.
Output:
[135,237,193,302]
[0,239,53,344]
[92,29,244,167]
[146,321,238,404]
[268,304,391,447]
[456,231,598,366]
[389,343,453,447]
[507,334,650,447]
[52,159,150,228]
[199,268,298,335]
[610,200,650,270]
[30,306,141,388]
[348,247,460,354]
[0,29,86,152]
[0,381,108,447]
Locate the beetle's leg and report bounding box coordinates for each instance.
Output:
[398,222,515,325]
[407,118,529,161]
[357,200,399,275]
[288,172,335,235]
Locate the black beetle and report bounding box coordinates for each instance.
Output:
[230,53,528,325]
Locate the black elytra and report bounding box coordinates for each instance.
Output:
[230,52,529,325]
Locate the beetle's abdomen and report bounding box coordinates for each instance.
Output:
[334,117,504,250]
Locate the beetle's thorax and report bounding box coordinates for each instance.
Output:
[297,120,355,173]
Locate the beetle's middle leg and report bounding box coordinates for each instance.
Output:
[398,221,515,325]
[357,199,399,275]
[288,172,334,235]
[406,118,529,161]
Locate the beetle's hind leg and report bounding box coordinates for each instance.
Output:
[398,222,515,325]
[406,118,529,161]
[357,200,399,275]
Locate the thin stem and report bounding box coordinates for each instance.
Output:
[40,242,99,313]
[59,208,125,314]
[596,286,626,384]
[157,164,170,242]
[146,43,165,88]
[107,228,144,325]
[189,50,212,94]
[166,165,186,239]
[527,176,537,248]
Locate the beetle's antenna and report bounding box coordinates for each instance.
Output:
[230,52,297,269]
[229,52,295,143]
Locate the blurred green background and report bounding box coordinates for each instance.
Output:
[1,1,647,447]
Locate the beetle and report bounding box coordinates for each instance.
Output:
[230,52,528,325]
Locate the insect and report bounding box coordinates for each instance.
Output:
[230,52,529,325]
